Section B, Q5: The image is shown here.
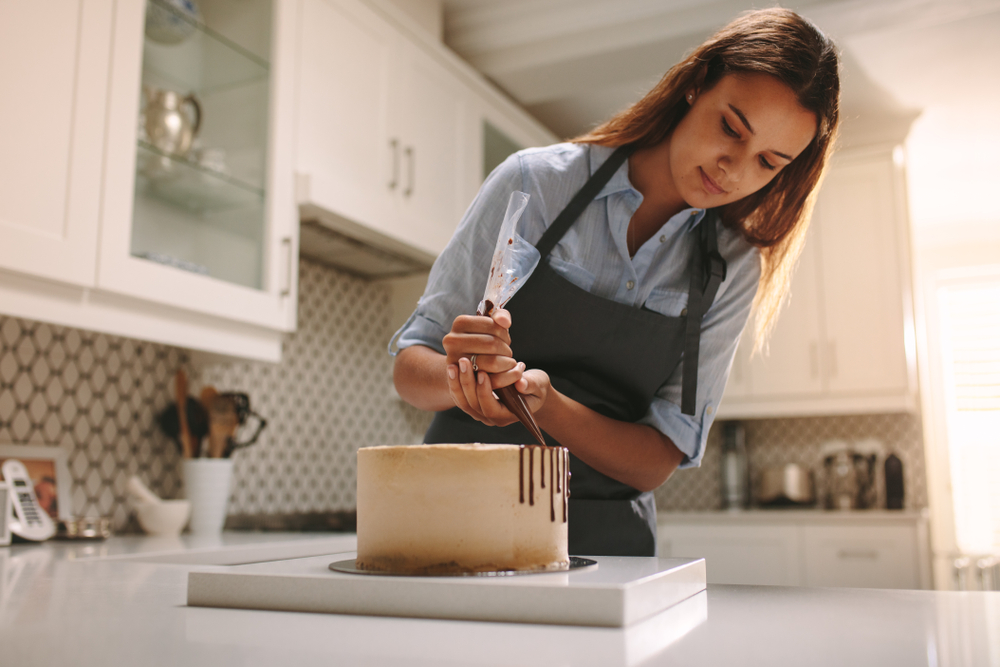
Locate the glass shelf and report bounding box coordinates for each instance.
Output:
[135,140,264,214]
[142,0,269,95]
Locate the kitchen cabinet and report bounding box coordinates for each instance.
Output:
[660,523,802,586]
[659,511,932,589]
[294,0,557,271]
[0,0,113,287]
[719,146,917,418]
[0,0,298,361]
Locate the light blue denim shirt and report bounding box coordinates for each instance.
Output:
[390,143,760,468]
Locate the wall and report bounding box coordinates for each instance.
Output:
[0,258,431,531]
[0,257,928,532]
[655,413,928,511]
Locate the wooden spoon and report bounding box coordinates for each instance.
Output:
[201,387,237,458]
[175,369,195,458]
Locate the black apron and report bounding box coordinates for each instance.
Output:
[424,144,727,556]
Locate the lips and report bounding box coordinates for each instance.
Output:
[699,168,726,195]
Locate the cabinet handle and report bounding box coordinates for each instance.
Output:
[388,138,399,190]
[809,341,819,379]
[280,237,293,297]
[828,341,838,378]
[837,549,879,560]
[403,146,414,197]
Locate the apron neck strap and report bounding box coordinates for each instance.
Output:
[535,144,636,260]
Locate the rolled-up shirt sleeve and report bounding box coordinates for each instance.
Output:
[638,231,761,468]
[390,154,525,355]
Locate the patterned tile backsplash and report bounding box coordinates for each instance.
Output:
[0,257,927,532]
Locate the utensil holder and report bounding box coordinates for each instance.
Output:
[183,459,233,534]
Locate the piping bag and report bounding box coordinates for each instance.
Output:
[476,191,545,445]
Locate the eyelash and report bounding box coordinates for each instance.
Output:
[721,117,777,171]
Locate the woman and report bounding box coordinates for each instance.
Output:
[390,8,840,556]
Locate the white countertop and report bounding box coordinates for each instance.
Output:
[1,532,997,666]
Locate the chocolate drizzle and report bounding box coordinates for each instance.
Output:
[548,447,555,521]
[540,448,545,488]
[516,445,569,523]
[519,445,524,504]
[528,446,534,506]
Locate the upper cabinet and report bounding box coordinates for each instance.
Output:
[0,0,554,359]
[0,0,114,287]
[0,0,299,361]
[99,0,298,332]
[719,146,918,418]
[294,0,556,272]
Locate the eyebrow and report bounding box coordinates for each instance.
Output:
[728,103,794,161]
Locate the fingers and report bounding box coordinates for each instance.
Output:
[450,314,511,344]
[491,308,512,330]
[446,358,518,427]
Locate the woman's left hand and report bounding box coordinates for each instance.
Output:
[448,360,553,428]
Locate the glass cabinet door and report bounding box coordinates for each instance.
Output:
[132,0,271,290]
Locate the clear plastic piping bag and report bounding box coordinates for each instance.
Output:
[475,191,545,446]
[476,191,538,317]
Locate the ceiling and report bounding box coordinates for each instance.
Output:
[441,0,1000,235]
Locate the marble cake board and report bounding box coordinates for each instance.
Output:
[187,552,706,627]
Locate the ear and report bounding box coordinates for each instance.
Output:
[689,64,709,99]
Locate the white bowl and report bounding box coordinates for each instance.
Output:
[136,500,192,536]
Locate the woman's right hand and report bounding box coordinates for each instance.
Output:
[442,309,525,415]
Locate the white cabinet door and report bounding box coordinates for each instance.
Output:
[816,157,909,396]
[659,524,802,586]
[0,0,112,286]
[391,38,468,256]
[802,525,921,589]
[748,221,825,399]
[295,0,396,236]
[97,0,298,332]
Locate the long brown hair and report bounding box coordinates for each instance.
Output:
[574,8,840,352]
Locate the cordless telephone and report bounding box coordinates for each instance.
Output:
[2,459,56,541]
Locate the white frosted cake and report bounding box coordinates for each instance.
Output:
[356,444,570,574]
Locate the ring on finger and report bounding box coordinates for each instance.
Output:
[470,354,479,372]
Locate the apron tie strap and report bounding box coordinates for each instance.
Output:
[681,213,727,416]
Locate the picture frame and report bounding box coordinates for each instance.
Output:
[0,444,73,521]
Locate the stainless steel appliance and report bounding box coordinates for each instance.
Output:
[821,442,878,510]
[755,464,816,506]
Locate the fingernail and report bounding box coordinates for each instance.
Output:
[518,362,526,371]
[478,372,485,385]
[459,358,468,373]
[447,366,456,380]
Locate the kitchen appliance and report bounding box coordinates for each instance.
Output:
[720,422,748,509]
[885,453,904,509]
[755,464,816,506]
[2,459,56,541]
[821,441,878,510]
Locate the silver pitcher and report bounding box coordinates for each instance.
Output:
[142,85,202,156]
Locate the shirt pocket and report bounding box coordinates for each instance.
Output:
[644,287,689,317]
[548,256,597,293]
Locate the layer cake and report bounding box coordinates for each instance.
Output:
[356,444,569,574]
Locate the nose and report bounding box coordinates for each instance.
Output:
[718,149,748,184]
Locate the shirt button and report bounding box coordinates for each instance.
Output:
[659,235,666,243]
[691,210,700,215]
[706,405,715,416]
[626,280,635,290]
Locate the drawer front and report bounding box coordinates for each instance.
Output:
[660,524,801,586]
[802,525,919,589]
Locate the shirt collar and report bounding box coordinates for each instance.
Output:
[588,144,709,229]
[589,144,638,200]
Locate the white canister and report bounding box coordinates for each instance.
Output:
[183,459,234,534]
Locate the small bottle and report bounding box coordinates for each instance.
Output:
[885,453,904,509]
[721,422,748,510]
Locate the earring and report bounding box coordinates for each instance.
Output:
[687,93,693,102]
